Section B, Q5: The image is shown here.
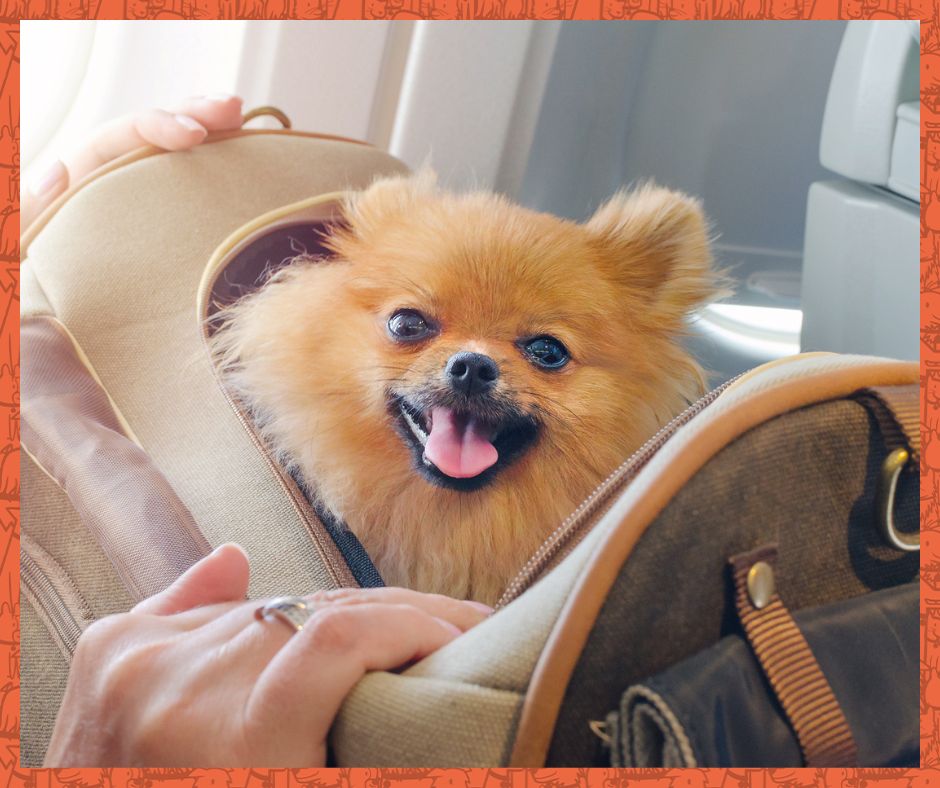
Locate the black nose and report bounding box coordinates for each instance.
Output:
[445,351,499,396]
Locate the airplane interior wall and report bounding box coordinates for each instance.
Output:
[23,20,914,384]
[520,21,848,303]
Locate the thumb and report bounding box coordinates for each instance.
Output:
[22,159,69,232]
[133,543,250,615]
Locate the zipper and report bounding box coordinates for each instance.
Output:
[215,382,359,589]
[495,373,744,609]
[20,540,93,658]
[200,232,359,589]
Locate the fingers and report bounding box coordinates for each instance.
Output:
[22,95,244,233]
[188,585,492,644]
[24,108,182,227]
[169,94,244,132]
[65,108,202,180]
[71,95,243,176]
[22,159,69,230]
[173,586,492,675]
[72,95,242,175]
[307,586,492,632]
[134,543,250,616]
[244,602,463,756]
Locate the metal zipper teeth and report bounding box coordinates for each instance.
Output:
[495,374,744,609]
[202,286,357,588]
[215,377,358,589]
[21,551,85,656]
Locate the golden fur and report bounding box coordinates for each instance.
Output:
[212,172,720,604]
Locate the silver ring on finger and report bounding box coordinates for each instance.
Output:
[254,595,315,634]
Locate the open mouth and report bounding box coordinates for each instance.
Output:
[392,396,539,491]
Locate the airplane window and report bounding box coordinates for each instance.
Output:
[22,20,245,177]
[21,21,96,170]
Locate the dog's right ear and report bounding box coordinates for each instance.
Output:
[585,183,721,330]
[341,168,438,240]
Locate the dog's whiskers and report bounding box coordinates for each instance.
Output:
[519,389,589,428]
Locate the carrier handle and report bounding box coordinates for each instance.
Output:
[242,105,292,129]
[854,385,919,552]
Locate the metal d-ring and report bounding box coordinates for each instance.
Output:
[875,447,918,552]
[242,106,292,129]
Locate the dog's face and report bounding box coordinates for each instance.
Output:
[362,200,638,492]
[217,172,717,515]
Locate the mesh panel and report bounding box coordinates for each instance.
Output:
[22,316,211,601]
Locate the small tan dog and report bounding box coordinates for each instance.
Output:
[213,172,720,604]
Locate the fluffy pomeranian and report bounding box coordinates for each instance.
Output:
[213,171,720,604]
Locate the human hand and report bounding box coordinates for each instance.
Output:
[23,95,245,232]
[44,544,490,767]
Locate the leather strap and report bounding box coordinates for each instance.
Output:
[729,545,858,767]
[857,384,920,461]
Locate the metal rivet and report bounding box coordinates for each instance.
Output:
[747,561,775,609]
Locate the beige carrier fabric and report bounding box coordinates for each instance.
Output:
[333,515,611,765]
[21,594,69,768]
[22,132,408,599]
[334,677,521,767]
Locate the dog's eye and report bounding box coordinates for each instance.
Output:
[523,336,570,369]
[388,309,434,341]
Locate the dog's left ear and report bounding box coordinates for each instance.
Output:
[585,183,719,327]
[341,167,438,239]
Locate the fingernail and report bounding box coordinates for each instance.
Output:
[205,93,237,103]
[211,542,247,558]
[28,159,66,197]
[465,600,494,615]
[174,114,206,133]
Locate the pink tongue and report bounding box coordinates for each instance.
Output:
[424,407,498,478]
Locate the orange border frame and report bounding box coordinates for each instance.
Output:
[8,6,934,788]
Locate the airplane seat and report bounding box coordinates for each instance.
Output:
[799,20,919,360]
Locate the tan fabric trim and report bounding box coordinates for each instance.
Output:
[860,384,921,460]
[21,128,374,250]
[509,355,916,766]
[729,545,857,767]
[196,194,344,328]
[722,352,837,393]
